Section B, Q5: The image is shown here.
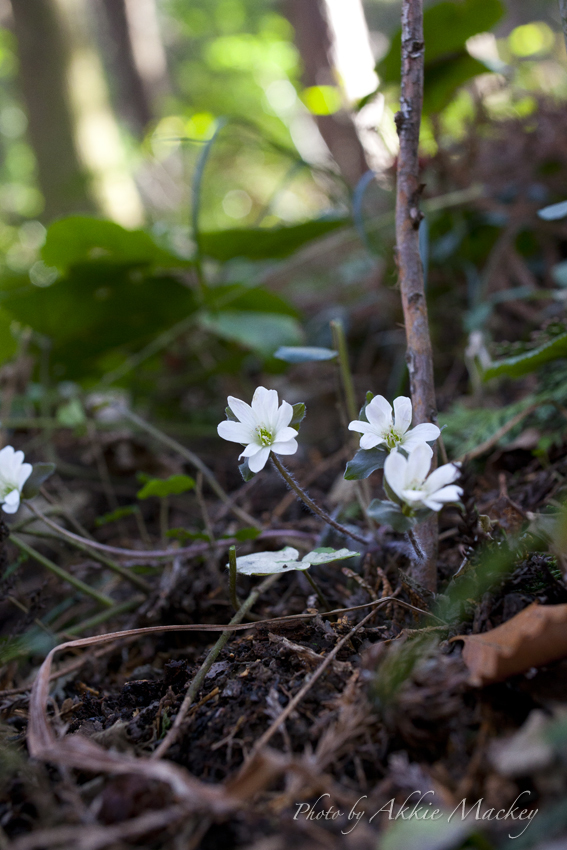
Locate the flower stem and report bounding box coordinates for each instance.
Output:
[407,528,426,562]
[228,545,239,611]
[303,570,331,611]
[270,455,366,545]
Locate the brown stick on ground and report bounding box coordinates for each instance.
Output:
[395,0,438,590]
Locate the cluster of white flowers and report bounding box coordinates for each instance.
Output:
[348,393,462,515]
[0,446,32,514]
[218,386,462,519]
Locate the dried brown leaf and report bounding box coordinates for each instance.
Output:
[451,602,567,686]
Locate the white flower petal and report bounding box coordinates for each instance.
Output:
[401,489,426,505]
[360,433,383,450]
[273,426,298,444]
[425,462,461,493]
[405,443,433,484]
[348,420,378,435]
[217,420,254,444]
[227,396,256,428]
[393,396,412,435]
[271,438,298,456]
[383,449,408,501]
[427,484,463,506]
[239,442,263,458]
[248,446,271,473]
[403,422,440,448]
[275,399,294,431]
[365,396,392,431]
[2,490,20,513]
[17,463,33,489]
[0,446,15,463]
[251,387,279,424]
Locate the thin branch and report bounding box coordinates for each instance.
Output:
[395,0,438,590]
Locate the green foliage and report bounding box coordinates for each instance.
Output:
[290,402,306,431]
[137,474,196,499]
[41,216,189,271]
[377,0,504,113]
[199,217,348,261]
[166,527,209,542]
[95,506,139,527]
[483,332,567,381]
[200,310,302,356]
[344,447,387,480]
[0,308,17,367]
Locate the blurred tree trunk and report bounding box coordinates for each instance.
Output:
[9,0,96,220]
[283,0,369,187]
[95,0,153,138]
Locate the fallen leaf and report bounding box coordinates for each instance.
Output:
[451,602,567,686]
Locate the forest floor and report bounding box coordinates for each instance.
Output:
[2,417,567,850]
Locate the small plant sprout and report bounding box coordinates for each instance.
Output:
[348,394,440,453]
[218,386,299,473]
[0,446,33,514]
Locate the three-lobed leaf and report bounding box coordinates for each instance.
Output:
[344,447,387,480]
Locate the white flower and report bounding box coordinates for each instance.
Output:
[0,446,32,514]
[348,395,440,452]
[384,443,462,512]
[217,386,298,473]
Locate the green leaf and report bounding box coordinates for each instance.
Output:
[199,217,349,262]
[290,402,306,431]
[483,332,567,380]
[344,447,387,480]
[232,527,262,542]
[377,0,504,113]
[42,216,188,271]
[0,308,18,366]
[239,458,256,482]
[538,201,567,221]
[137,474,196,499]
[367,500,418,532]
[1,265,197,379]
[95,505,139,527]
[225,405,239,422]
[166,527,209,542]
[56,398,86,427]
[22,462,56,499]
[204,283,299,318]
[274,346,337,363]
[199,311,303,357]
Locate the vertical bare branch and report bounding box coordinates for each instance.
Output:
[395,0,438,590]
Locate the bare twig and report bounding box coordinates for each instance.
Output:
[27,504,314,561]
[395,0,438,590]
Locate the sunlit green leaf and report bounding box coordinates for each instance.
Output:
[200,311,303,356]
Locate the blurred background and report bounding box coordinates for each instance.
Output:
[0,0,566,464]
